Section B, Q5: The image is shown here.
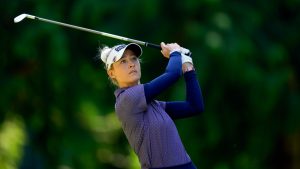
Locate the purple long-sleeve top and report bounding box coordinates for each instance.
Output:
[114,51,204,169]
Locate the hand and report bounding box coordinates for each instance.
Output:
[160,42,181,59]
[181,53,193,64]
[180,47,191,56]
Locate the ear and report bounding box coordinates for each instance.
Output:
[107,69,116,79]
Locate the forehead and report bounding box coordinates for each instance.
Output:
[122,49,136,58]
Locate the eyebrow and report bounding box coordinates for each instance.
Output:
[122,54,137,58]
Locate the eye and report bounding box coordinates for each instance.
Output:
[120,59,126,64]
[131,55,138,61]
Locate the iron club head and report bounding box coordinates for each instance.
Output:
[14,14,27,23]
[14,14,35,23]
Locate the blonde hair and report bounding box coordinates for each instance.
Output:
[99,46,113,70]
[97,46,119,86]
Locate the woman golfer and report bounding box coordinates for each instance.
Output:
[99,42,204,169]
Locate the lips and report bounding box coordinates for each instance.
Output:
[129,70,137,74]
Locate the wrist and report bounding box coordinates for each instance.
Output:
[182,63,195,73]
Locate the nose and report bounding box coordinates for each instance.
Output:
[129,60,135,68]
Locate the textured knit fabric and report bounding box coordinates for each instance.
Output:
[114,52,203,168]
[115,85,191,168]
[146,71,204,120]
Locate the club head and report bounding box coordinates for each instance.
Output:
[14,14,28,23]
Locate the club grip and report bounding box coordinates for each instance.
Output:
[146,42,161,49]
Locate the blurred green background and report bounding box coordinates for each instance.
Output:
[1,0,300,169]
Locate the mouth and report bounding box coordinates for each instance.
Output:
[129,70,138,74]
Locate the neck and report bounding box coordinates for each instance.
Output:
[118,81,140,88]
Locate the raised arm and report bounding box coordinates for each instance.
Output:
[165,66,204,120]
[144,42,182,103]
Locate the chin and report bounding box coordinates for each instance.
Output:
[130,77,141,85]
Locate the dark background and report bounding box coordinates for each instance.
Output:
[1,0,300,169]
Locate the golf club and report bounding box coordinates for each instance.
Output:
[14,13,191,56]
[14,14,161,49]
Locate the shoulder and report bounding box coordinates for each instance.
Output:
[114,84,147,114]
[115,84,144,101]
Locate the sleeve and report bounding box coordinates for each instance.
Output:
[144,51,182,103]
[115,85,148,121]
[165,70,204,120]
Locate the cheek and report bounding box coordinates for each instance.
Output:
[114,67,127,79]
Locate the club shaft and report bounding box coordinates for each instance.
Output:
[33,16,161,49]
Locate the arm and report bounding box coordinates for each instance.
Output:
[144,51,182,103]
[165,64,204,120]
[143,42,183,103]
